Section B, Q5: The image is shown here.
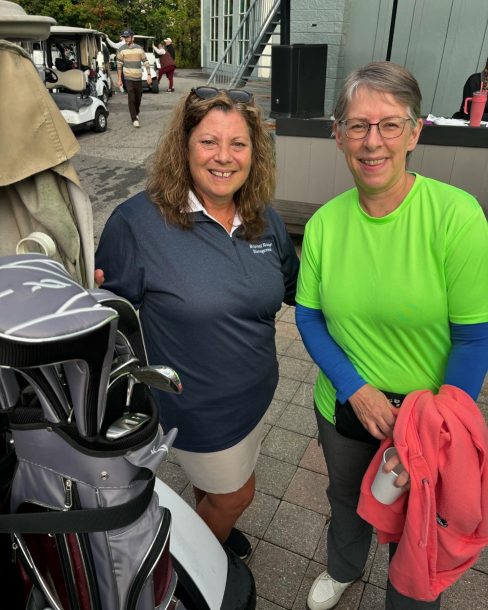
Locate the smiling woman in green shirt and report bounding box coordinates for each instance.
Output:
[296,61,488,610]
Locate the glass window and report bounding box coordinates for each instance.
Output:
[210,0,219,62]
[223,0,233,64]
[238,0,251,64]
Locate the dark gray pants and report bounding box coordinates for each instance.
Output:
[315,408,441,609]
[125,79,143,122]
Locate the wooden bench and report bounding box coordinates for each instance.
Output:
[271,199,322,235]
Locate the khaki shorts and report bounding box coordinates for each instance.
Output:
[172,415,265,494]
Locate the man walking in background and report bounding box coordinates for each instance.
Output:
[117,29,152,127]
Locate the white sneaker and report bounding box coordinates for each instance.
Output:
[133,120,140,128]
[307,571,354,610]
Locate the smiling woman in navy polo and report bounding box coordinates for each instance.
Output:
[96,87,299,559]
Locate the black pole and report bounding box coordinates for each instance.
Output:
[280,0,291,46]
[386,0,398,61]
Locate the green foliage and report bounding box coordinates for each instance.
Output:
[14,0,201,67]
[168,0,200,68]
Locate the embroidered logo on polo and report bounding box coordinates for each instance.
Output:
[249,242,273,254]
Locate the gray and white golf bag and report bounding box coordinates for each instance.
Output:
[0,254,182,610]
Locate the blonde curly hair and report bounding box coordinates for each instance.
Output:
[146,89,275,241]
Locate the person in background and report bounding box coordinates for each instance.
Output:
[95,86,299,559]
[295,61,488,610]
[117,29,152,127]
[104,33,126,50]
[103,33,126,72]
[452,57,488,121]
[153,37,176,91]
[163,37,175,60]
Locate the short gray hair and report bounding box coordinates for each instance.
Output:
[334,61,422,123]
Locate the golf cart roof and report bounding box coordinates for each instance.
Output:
[50,25,100,36]
[0,0,55,41]
[134,35,155,39]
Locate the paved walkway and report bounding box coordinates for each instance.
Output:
[76,69,488,610]
[158,304,488,610]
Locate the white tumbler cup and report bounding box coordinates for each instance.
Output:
[371,447,406,505]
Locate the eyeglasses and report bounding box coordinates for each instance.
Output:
[191,86,253,104]
[338,117,413,139]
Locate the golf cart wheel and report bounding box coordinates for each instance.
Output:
[99,86,109,105]
[93,108,108,132]
[151,77,159,94]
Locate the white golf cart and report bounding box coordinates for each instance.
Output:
[42,25,109,132]
[45,66,108,132]
[48,25,113,105]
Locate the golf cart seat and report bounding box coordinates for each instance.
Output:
[46,68,94,113]
[45,67,86,91]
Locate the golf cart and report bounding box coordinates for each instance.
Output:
[47,25,113,105]
[134,34,159,93]
[45,66,108,132]
[42,25,109,132]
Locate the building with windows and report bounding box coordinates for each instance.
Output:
[201,0,488,118]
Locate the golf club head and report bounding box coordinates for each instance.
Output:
[132,365,182,394]
[109,355,140,383]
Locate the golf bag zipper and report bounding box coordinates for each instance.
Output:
[64,478,73,509]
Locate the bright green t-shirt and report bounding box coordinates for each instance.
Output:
[296,174,488,423]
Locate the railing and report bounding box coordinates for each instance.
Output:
[207,0,280,88]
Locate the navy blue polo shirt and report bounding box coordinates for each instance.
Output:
[95,191,299,451]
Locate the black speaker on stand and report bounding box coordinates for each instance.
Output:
[270,44,327,119]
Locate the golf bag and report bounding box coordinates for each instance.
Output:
[0,254,182,610]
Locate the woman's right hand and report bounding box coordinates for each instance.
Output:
[94,268,105,287]
[348,384,398,440]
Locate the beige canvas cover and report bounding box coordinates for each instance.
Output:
[0,40,94,287]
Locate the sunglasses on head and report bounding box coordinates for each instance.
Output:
[191,86,253,104]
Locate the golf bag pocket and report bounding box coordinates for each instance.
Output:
[2,414,176,610]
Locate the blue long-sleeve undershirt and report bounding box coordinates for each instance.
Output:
[295,304,366,403]
[444,321,488,400]
[295,303,488,402]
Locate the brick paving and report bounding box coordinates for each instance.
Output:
[158,304,488,609]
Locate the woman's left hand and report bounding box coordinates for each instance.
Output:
[348,384,398,440]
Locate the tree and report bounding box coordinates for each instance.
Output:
[15,0,201,67]
[16,0,123,37]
